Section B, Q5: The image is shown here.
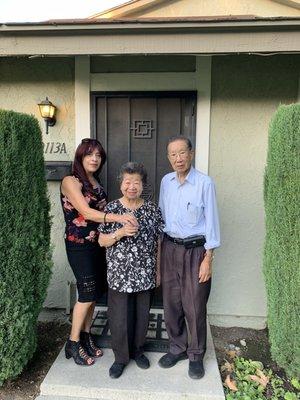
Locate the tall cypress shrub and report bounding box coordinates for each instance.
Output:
[263,103,300,377]
[0,110,52,385]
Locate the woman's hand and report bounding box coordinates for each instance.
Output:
[115,213,138,227]
[99,223,138,248]
[119,224,138,238]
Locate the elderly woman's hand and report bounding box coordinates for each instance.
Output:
[119,223,138,238]
[116,213,138,227]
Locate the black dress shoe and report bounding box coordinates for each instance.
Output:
[158,351,188,368]
[109,362,126,378]
[188,360,205,379]
[135,354,150,369]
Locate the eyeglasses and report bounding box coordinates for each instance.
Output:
[168,149,190,160]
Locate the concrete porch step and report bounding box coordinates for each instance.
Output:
[37,325,225,400]
[36,397,100,400]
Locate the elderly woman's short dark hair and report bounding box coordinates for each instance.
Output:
[118,162,147,185]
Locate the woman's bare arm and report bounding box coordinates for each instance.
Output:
[61,176,138,226]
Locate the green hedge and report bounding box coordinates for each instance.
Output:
[0,110,52,385]
[263,104,300,377]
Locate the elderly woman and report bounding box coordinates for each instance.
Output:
[61,139,137,367]
[99,162,164,379]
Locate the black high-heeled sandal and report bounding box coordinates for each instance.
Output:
[65,338,95,366]
[80,331,103,358]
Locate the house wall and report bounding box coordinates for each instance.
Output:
[1,54,299,327]
[126,0,300,18]
[0,57,75,308]
[208,54,300,327]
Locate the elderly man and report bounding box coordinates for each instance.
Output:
[158,136,220,379]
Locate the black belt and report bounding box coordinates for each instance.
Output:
[165,233,206,248]
[165,233,185,245]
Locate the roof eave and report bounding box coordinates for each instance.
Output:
[1,16,300,32]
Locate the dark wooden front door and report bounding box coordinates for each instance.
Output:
[92,92,196,307]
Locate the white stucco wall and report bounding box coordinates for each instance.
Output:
[208,54,300,328]
[0,57,75,308]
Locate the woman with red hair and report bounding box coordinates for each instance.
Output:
[61,138,137,366]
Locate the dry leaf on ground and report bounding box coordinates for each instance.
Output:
[221,361,234,373]
[256,369,269,386]
[249,369,269,388]
[224,374,238,391]
[225,349,238,359]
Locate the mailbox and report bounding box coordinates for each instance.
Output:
[45,161,72,181]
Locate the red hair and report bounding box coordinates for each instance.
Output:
[72,139,106,192]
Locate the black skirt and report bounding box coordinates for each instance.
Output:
[65,241,107,303]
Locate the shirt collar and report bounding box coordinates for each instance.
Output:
[170,166,195,185]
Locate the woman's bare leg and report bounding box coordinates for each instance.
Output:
[82,301,96,332]
[70,301,93,341]
[81,302,102,356]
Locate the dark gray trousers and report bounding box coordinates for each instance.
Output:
[107,288,151,364]
[161,237,211,361]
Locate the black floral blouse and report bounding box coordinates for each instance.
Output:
[60,177,107,245]
[99,200,164,293]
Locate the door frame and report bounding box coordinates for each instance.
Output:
[75,56,212,174]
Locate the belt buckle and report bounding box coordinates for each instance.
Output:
[166,234,179,244]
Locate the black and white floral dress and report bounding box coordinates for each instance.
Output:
[99,200,164,293]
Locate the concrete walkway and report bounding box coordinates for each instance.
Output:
[36,324,225,400]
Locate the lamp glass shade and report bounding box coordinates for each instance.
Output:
[38,98,56,119]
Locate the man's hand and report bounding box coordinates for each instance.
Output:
[198,255,212,283]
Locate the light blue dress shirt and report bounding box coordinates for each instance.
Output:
[159,167,220,250]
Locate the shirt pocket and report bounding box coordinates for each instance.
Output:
[185,202,203,226]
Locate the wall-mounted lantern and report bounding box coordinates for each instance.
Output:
[38,97,56,134]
